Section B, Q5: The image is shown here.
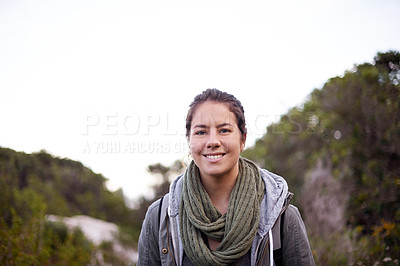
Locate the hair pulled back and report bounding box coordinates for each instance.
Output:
[185,89,247,140]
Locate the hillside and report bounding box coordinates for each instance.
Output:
[242,51,400,264]
[0,147,140,265]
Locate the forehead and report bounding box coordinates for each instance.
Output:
[191,101,237,125]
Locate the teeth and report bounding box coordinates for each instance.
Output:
[206,154,223,160]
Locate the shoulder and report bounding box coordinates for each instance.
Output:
[281,205,316,265]
[138,196,167,265]
[281,204,307,235]
[142,196,165,231]
[284,204,302,222]
[147,197,163,215]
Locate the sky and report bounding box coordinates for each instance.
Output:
[1,0,399,203]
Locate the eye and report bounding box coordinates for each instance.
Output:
[194,130,206,136]
[220,128,231,134]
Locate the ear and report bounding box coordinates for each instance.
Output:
[240,134,247,152]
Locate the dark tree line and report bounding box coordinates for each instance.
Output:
[242,50,400,264]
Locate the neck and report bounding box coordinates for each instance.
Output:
[199,163,239,215]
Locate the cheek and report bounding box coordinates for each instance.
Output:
[189,139,203,154]
[227,136,243,151]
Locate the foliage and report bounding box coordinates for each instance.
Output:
[98,240,135,266]
[0,147,140,265]
[242,50,400,265]
[0,190,93,265]
[135,160,184,226]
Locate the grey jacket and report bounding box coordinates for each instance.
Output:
[138,168,315,266]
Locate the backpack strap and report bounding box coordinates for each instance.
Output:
[157,193,170,228]
[273,209,285,266]
[158,194,176,264]
[157,195,164,231]
[273,192,292,265]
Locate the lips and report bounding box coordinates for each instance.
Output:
[204,154,225,160]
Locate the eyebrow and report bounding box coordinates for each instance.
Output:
[192,123,233,129]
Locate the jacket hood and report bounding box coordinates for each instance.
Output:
[168,172,184,218]
[168,163,289,238]
[257,168,288,237]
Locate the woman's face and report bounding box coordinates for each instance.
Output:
[189,101,245,180]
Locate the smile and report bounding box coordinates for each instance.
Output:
[204,154,224,160]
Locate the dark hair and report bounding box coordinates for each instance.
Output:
[185,88,247,140]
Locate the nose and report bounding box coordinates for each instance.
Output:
[206,130,221,149]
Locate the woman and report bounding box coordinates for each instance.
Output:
[138,89,315,265]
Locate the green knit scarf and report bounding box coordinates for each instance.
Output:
[179,157,265,266]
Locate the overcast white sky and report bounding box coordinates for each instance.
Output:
[1,0,399,203]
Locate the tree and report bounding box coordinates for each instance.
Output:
[242,51,400,264]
